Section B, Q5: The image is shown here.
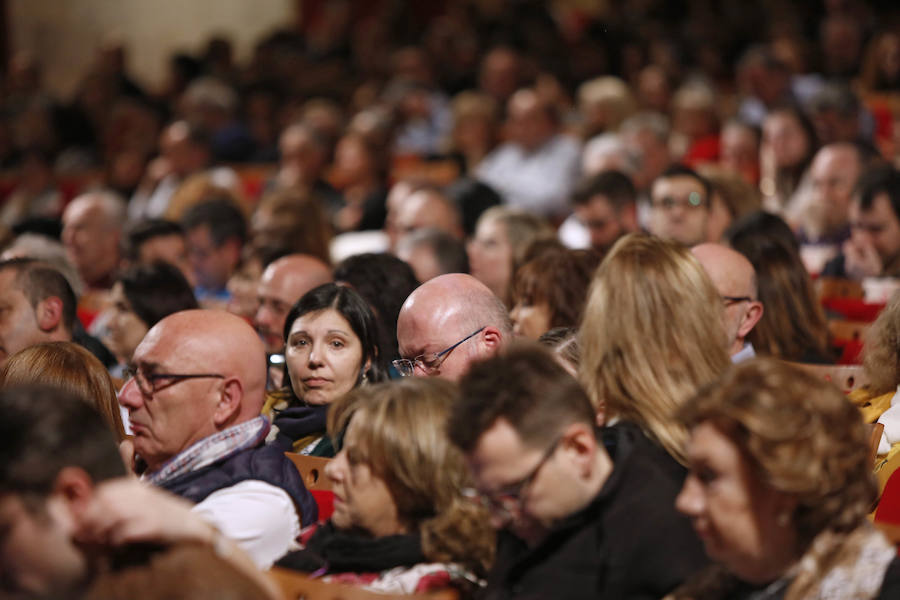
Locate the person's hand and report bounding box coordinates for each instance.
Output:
[843,237,883,280]
[75,479,215,547]
[118,438,136,475]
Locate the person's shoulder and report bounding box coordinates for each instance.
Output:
[876,554,900,600]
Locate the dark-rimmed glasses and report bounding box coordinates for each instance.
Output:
[392,327,485,377]
[650,191,705,210]
[123,365,225,396]
[462,435,561,520]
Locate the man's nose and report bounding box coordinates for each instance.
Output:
[118,377,143,410]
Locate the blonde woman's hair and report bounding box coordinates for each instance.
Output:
[328,378,494,574]
[578,234,730,464]
[0,342,125,440]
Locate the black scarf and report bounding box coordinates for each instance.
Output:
[272,404,329,450]
[275,521,425,574]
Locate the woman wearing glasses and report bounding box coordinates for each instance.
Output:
[264,283,386,456]
[276,377,493,594]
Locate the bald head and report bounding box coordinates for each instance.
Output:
[397,273,510,381]
[691,243,763,356]
[120,309,266,472]
[61,192,125,287]
[255,254,333,353]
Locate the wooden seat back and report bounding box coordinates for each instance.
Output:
[268,568,459,600]
[285,453,333,491]
[816,277,864,301]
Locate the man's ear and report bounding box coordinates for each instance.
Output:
[481,326,503,353]
[738,301,764,339]
[36,296,64,333]
[214,377,243,427]
[53,466,95,520]
[560,422,598,477]
[221,238,243,270]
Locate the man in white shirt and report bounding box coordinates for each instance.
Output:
[476,88,581,219]
[118,309,316,567]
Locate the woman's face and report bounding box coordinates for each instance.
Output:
[510,297,552,340]
[324,413,405,537]
[468,217,513,301]
[106,282,150,363]
[285,308,366,406]
[762,113,809,169]
[676,422,797,584]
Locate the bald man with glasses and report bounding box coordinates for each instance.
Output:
[118,309,316,568]
[396,273,511,381]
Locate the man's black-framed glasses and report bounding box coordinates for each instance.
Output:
[462,435,562,520]
[392,326,485,377]
[123,365,225,396]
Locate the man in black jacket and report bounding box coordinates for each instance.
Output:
[449,344,707,600]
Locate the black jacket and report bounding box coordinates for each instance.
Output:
[481,421,707,600]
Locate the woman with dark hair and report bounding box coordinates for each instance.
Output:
[265,283,386,456]
[509,248,600,340]
[105,261,198,367]
[759,105,818,212]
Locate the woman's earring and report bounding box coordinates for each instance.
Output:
[777,512,790,527]
[361,372,368,384]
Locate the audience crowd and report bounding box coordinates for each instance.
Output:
[2,0,900,598]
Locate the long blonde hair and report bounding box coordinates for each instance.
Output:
[578,234,730,464]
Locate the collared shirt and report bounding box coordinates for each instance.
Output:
[731,342,756,364]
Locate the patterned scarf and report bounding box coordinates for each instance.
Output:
[145,416,270,486]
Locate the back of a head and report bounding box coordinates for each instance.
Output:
[123,219,185,263]
[0,342,124,440]
[863,290,900,395]
[726,210,800,257]
[450,342,595,453]
[679,357,874,544]
[0,384,125,497]
[578,234,730,463]
[396,228,470,277]
[329,377,493,572]
[181,198,247,247]
[734,240,829,361]
[572,170,637,211]
[333,253,419,361]
[479,206,555,267]
[118,261,199,328]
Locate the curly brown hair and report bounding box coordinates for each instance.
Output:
[679,357,875,549]
[863,290,900,395]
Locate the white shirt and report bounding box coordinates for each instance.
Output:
[475,134,582,217]
[191,479,301,569]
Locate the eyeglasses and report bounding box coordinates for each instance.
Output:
[651,192,705,210]
[462,435,561,521]
[392,327,485,377]
[721,295,753,306]
[123,365,225,396]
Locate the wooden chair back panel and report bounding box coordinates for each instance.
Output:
[817,277,864,301]
[828,320,871,343]
[269,568,459,600]
[869,423,885,467]
[285,453,333,491]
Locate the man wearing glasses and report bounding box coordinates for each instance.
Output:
[692,243,764,362]
[449,345,706,599]
[648,165,712,248]
[396,273,511,381]
[118,309,316,568]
